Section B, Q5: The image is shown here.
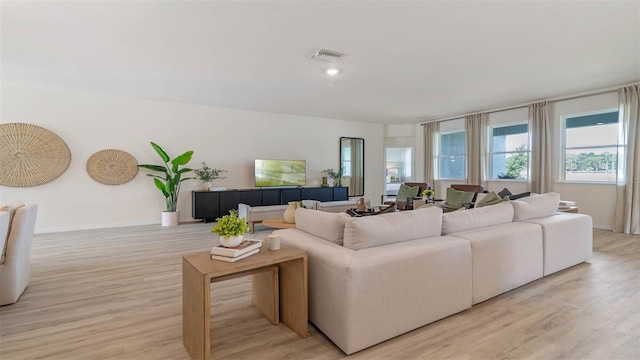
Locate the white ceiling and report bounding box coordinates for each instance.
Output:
[2,1,639,124]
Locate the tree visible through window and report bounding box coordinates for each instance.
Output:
[563,110,618,182]
[491,124,529,180]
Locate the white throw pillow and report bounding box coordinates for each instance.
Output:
[511,192,561,222]
[441,201,514,235]
[294,208,350,244]
[342,207,442,250]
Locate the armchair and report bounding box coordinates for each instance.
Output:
[382,182,430,210]
[0,203,38,305]
[440,184,487,213]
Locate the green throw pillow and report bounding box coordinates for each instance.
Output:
[441,187,475,210]
[396,184,420,202]
[475,191,509,208]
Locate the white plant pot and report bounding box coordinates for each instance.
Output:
[220,235,243,247]
[161,211,179,227]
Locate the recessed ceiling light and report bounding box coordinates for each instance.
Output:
[326,68,340,76]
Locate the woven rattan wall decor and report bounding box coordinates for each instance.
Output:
[86,149,138,185]
[0,123,72,187]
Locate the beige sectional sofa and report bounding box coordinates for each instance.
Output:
[275,192,592,354]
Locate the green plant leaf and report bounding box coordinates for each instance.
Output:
[177,168,193,174]
[150,142,170,163]
[153,178,169,198]
[172,151,194,166]
[137,164,168,173]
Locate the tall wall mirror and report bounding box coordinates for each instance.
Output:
[340,137,365,196]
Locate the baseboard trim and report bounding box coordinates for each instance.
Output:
[593,223,613,231]
[35,219,202,234]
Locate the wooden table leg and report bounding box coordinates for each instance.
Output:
[183,258,211,360]
[278,256,309,338]
[252,266,279,325]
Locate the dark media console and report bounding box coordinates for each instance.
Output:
[192,186,349,222]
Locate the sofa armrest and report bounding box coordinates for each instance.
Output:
[274,229,353,345]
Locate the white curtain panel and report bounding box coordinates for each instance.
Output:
[465,113,488,186]
[528,101,552,194]
[614,85,640,234]
[423,121,439,190]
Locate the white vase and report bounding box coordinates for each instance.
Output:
[283,201,298,223]
[161,211,179,227]
[203,181,212,191]
[220,235,243,247]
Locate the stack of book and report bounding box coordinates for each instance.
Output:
[558,200,576,209]
[210,239,262,262]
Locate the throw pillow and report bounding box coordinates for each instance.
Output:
[475,191,509,208]
[441,187,475,210]
[396,184,420,202]
[497,188,512,199]
[508,192,531,200]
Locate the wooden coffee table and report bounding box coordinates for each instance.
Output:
[262,217,296,229]
[182,246,308,360]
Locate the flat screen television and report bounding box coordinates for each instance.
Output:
[255,159,306,187]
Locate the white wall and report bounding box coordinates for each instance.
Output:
[0,84,384,232]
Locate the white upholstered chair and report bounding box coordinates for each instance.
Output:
[0,202,38,306]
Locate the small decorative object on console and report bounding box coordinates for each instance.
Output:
[322,168,345,187]
[193,162,227,191]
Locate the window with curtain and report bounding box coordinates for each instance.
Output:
[563,110,619,183]
[439,131,465,179]
[490,123,529,180]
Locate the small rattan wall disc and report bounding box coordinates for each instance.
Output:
[0,123,72,187]
[86,149,138,185]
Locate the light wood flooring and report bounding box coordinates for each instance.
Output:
[0,223,638,359]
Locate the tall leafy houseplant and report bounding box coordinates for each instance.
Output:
[138,142,194,212]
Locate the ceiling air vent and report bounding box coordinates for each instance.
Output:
[309,48,345,63]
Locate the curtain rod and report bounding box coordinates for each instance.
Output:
[419,81,640,125]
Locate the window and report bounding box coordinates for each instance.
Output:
[563,110,619,183]
[385,147,413,195]
[439,131,465,179]
[490,123,529,180]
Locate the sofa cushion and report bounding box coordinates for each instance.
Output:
[441,201,514,235]
[396,184,420,202]
[343,207,442,250]
[441,187,476,210]
[511,192,561,222]
[475,191,508,208]
[294,208,350,244]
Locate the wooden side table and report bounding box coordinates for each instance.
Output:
[182,246,308,360]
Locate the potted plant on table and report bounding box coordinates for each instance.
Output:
[322,168,345,187]
[422,188,435,200]
[138,142,194,226]
[193,162,227,191]
[212,210,250,247]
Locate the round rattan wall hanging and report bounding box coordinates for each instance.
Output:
[0,123,72,187]
[86,149,138,185]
